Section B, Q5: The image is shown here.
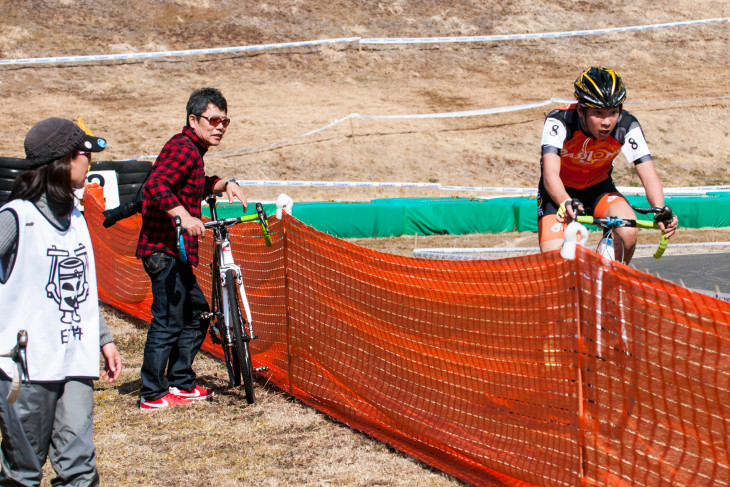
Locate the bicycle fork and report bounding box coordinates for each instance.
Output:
[217,265,269,374]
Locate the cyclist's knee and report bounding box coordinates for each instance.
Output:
[540,239,563,253]
[538,215,564,246]
[616,226,638,244]
[594,192,631,217]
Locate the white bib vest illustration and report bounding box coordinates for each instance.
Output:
[0,200,100,381]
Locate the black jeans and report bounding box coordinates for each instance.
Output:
[140,252,210,401]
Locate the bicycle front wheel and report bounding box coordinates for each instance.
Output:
[212,260,239,387]
[225,269,255,404]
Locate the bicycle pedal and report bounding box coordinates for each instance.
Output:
[208,326,222,344]
[201,312,214,319]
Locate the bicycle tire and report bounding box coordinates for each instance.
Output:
[0,167,24,179]
[211,263,239,387]
[0,179,14,191]
[89,160,152,173]
[225,268,255,404]
[117,183,145,199]
[115,172,150,185]
[0,157,30,170]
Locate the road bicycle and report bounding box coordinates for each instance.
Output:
[0,330,29,403]
[559,202,676,435]
[175,195,273,404]
[569,199,675,264]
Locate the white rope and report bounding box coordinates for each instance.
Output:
[127,92,729,162]
[0,38,360,66]
[360,18,729,44]
[3,18,726,66]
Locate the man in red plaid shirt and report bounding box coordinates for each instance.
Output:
[136,87,246,410]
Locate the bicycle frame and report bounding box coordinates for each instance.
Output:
[176,195,272,403]
[207,199,254,349]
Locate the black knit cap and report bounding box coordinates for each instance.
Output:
[24,117,107,168]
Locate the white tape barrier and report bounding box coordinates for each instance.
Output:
[620,185,730,195]
[361,18,729,44]
[236,180,440,189]
[2,18,727,66]
[229,180,730,197]
[0,38,360,66]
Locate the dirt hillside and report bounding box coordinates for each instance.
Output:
[1,1,728,206]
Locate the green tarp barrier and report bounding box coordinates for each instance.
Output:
[213,193,730,238]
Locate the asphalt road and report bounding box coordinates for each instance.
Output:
[631,252,730,300]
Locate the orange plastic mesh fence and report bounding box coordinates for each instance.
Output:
[84,185,730,487]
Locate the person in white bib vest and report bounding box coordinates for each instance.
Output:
[0,117,123,486]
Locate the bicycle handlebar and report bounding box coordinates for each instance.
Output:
[174,200,273,259]
[174,216,187,262]
[202,202,273,247]
[575,214,667,259]
[0,330,29,403]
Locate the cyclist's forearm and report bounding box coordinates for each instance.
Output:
[167,206,191,220]
[635,160,665,208]
[210,177,226,193]
[542,154,570,204]
[168,206,206,236]
[545,181,570,205]
[641,175,665,208]
[645,190,665,209]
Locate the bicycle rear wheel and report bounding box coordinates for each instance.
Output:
[225,269,255,404]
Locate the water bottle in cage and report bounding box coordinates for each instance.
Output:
[597,235,615,260]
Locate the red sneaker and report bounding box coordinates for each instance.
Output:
[169,385,214,401]
[140,392,193,411]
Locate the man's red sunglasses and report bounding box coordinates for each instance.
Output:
[198,114,231,128]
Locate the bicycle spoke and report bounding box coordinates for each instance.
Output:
[225,268,255,404]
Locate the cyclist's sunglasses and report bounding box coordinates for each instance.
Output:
[75,150,91,158]
[198,114,231,128]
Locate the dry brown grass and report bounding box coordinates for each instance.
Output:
[3,1,728,485]
[87,305,465,487]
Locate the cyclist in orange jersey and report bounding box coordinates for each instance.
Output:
[536,66,678,263]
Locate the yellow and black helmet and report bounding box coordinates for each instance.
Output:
[574,67,627,108]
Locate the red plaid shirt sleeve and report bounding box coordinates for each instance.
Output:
[136,127,220,266]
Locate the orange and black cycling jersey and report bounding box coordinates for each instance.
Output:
[540,104,652,189]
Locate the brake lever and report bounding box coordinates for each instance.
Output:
[569,198,585,218]
[174,216,187,262]
[654,206,675,225]
[256,202,273,247]
[3,330,29,403]
[632,206,662,215]
[14,330,29,385]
